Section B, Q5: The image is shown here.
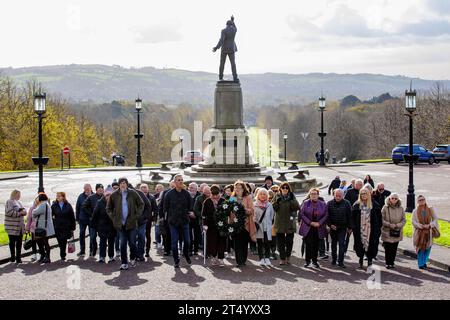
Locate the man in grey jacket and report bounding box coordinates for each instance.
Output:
[212,15,238,82]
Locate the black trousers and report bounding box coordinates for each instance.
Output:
[304,228,320,263]
[330,229,347,264]
[277,233,294,260]
[234,229,249,265]
[37,237,51,258]
[189,220,201,254]
[219,52,237,80]
[145,221,152,254]
[163,221,171,254]
[270,234,277,254]
[257,232,271,260]
[57,238,68,259]
[384,241,399,266]
[8,234,22,261]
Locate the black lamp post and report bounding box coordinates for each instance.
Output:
[269,144,272,167]
[404,83,418,213]
[318,95,327,166]
[283,133,288,165]
[180,135,186,169]
[134,97,143,168]
[32,91,49,193]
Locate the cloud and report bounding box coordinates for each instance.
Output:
[321,4,385,38]
[399,19,450,36]
[132,22,183,44]
[426,0,450,15]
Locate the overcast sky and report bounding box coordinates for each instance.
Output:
[1,0,450,79]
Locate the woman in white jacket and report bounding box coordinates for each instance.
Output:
[253,188,275,267]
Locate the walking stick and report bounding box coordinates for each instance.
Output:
[203,226,207,265]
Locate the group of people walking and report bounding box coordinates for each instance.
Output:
[4,174,440,271]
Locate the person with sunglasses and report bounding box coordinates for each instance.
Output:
[381,193,406,269]
[272,182,300,266]
[351,187,382,269]
[299,188,328,268]
[412,195,440,270]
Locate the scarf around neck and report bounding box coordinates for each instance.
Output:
[415,204,432,251]
[360,204,371,251]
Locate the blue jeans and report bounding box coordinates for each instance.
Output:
[115,235,120,252]
[119,226,138,264]
[99,236,115,259]
[170,223,190,263]
[137,223,146,259]
[418,248,431,267]
[155,224,162,244]
[79,222,97,254]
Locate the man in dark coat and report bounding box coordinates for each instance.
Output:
[188,182,202,256]
[82,183,104,257]
[132,184,152,261]
[327,189,352,268]
[212,15,238,82]
[162,174,194,268]
[75,184,93,257]
[139,183,158,258]
[91,185,116,263]
[328,176,341,195]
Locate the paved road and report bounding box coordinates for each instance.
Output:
[0,235,448,300]
[1,163,449,223]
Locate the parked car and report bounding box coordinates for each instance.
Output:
[183,150,204,165]
[432,144,450,164]
[391,144,435,165]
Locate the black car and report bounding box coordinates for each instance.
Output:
[432,144,450,164]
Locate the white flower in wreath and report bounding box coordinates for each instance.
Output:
[223,204,229,209]
[233,218,238,223]
[218,221,224,227]
[228,227,234,233]
[233,206,239,212]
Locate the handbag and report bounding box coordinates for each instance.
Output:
[23,232,33,251]
[34,204,48,238]
[387,206,401,238]
[68,237,76,254]
[432,226,440,239]
[255,207,268,231]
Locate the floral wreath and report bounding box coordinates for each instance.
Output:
[216,198,247,237]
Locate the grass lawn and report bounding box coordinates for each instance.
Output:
[403,214,450,247]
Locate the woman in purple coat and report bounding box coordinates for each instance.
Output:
[299,188,328,268]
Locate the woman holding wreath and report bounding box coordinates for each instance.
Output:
[202,185,227,266]
[231,180,256,267]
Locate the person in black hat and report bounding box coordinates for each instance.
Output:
[82,183,104,257]
[262,176,276,190]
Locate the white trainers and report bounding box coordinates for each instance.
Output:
[264,258,272,266]
[259,259,266,266]
[30,254,37,262]
[120,263,129,270]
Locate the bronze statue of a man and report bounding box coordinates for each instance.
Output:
[212,15,238,82]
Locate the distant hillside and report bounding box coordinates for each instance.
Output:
[1,64,448,106]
